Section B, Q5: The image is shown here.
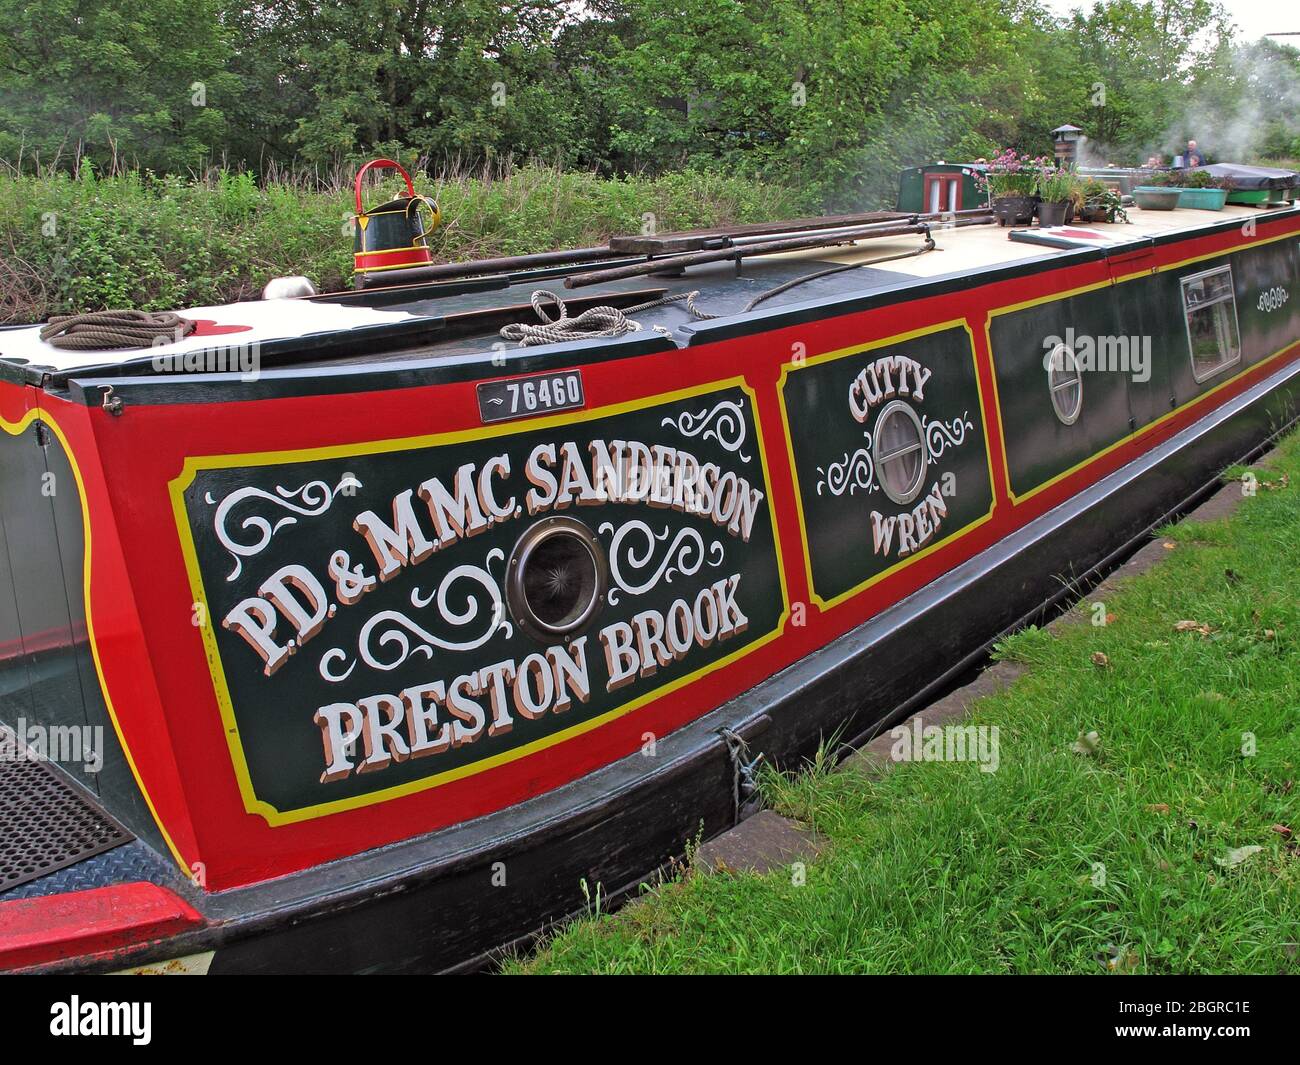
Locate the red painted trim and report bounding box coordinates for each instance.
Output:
[923,173,962,212]
[354,247,433,272]
[190,319,253,337]
[0,883,203,971]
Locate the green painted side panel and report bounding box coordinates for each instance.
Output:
[1225,240,1300,367]
[898,169,924,213]
[990,286,1133,498]
[990,238,1300,499]
[175,384,785,818]
[783,326,993,604]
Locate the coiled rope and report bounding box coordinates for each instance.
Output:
[40,310,195,351]
[499,290,717,347]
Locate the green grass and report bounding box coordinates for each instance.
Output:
[0,163,812,324]
[512,436,1300,975]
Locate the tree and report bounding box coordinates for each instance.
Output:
[0,0,238,171]
[1063,0,1234,159]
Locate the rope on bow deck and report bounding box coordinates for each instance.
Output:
[39,310,196,351]
[499,289,718,347]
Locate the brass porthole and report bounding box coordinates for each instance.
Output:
[506,516,609,643]
[1046,342,1083,425]
[872,400,928,505]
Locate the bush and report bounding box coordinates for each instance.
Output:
[0,163,809,324]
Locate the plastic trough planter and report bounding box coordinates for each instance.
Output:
[1132,187,1180,211]
[1173,187,1228,211]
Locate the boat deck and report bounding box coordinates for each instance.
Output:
[0,203,1288,379]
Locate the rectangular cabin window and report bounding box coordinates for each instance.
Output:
[1181,266,1241,383]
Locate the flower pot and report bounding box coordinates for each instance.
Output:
[1173,187,1228,211]
[1037,200,1069,227]
[1227,189,1270,206]
[992,195,1036,226]
[1133,188,1180,211]
[1079,203,1110,223]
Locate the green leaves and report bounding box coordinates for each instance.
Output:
[0,0,237,172]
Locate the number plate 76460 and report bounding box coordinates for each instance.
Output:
[476,370,586,424]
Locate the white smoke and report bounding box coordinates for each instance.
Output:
[1160,40,1300,163]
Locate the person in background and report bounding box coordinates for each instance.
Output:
[1184,140,1206,167]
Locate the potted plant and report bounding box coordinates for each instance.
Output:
[1134,170,1232,211]
[1034,163,1077,226]
[977,149,1038,226]
[1074,178,1129,223]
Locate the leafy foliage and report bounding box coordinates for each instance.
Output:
[0,163,808,322]
[2,1,1297,208]
[0,0,238,171]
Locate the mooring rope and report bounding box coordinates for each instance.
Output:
[499,289,717,347]
[39,310,195,351]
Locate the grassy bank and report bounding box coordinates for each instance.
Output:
[514,438,1300,975]
[0,164,811,324]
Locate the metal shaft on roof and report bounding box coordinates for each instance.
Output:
[564,213,992,289]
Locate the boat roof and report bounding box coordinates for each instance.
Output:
[2,202,1293,385]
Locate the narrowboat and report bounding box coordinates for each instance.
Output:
[1,165,1299,974]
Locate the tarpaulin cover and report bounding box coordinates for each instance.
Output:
[1185,163,1299,191]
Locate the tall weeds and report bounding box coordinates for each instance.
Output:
[0,160,811,323]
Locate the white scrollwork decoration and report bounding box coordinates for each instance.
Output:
[208,473,362,581]
[923,413,975,461]
[816,444,875,497]
[318,550,508,682]
[318,647,355,683]
[598,520,725,607]
[660,400,751,462]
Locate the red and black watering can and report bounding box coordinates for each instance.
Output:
[352,159,441,282]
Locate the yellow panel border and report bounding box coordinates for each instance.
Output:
[776,319,997,613]
[168,376,791,826]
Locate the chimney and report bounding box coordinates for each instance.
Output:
[1052,124,1083,167]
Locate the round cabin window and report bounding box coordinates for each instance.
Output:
[1047,343,1083,425]
[506,517,608,642]
[872,400,928,506]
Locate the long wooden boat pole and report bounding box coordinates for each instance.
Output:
[565,223,927,289]
[390,245,620,282]
[564,215,992,289]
